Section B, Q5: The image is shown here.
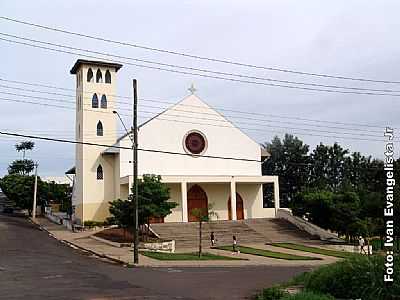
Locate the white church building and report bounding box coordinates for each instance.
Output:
[68,59,280,224]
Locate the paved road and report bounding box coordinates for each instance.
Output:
[0,214,311,300]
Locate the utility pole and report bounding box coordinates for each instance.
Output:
[32,162,38,220]
[132,79,139,264]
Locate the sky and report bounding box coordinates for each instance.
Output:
[0,0,399,176]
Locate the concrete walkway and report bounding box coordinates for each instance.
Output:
[32,217,339,267]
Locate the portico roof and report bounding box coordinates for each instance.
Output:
[120,175,277,185]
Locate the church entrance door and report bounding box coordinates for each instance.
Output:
[187,184,208,222]
[228,193,244,220]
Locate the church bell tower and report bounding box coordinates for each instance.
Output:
[70,59,123,223]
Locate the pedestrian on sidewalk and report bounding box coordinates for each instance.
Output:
[359,236,366,254]
[232,235,237,253]
[210,231,215,247]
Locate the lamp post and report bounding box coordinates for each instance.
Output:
[113,79,139,264]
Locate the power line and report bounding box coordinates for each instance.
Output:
[0,77,390,129]
[3,36,400,98]
[1,16,399,84]
[0,131,262,162]
[0,94,389,141]
[2,32,400,94]
[0,83,386,133]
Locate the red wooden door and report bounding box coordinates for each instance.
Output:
[228,193,244,220]
[187,185,208,222]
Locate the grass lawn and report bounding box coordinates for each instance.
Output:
[271,243,353,258]
[215,245,321,260]
[140,251,247,261]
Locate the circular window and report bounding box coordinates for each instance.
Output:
[184,131,207,155]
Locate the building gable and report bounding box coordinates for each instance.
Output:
[119,94,262,177]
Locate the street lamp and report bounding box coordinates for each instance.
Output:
[113,106,139,264]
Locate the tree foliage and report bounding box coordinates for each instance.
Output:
[8,140,36,175]
[108,174,176,230]
[7,159,35,175]
[264,134,396,242]
[263,134,309,206]
[107,198,134,228]
[15,141,35,159]
[131,174,177,226]
[0,174,46,215]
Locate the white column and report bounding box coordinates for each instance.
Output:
[273,177,280,214]
[181,181,188,222]
[230,179,237,221]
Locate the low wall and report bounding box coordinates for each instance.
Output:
[277,209,343,242]
[45,212,73,230]
[323,244,373,255]
[46,213,63,225]
[141,240,175,253]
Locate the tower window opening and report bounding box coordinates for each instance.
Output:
[101,95,107,109]
[97,121,103,136]
[92,93,99,108]
[96,69,103,83]
[87,68,94,82]
[97,165,103,180]
[105,70,111,83]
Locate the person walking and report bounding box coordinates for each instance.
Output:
[232,235,237,253]
[210,231,215,247]
[359,236,366,254]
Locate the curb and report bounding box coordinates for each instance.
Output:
[28,219,327,269]
[31,218,136,267]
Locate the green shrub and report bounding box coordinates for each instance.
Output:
[300,255,399,300]
[83,220,105,228]
[281,291,334,300]
[256,286,289,300]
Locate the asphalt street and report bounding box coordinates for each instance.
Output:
[0,214,311,300]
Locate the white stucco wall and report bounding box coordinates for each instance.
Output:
[238,183,276,219]
[164,183,183,222]
[73,63,120,222]
[119,95,261,178]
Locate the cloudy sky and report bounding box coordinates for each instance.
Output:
[0,1,399,176]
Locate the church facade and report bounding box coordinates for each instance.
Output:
[69,59,280,224]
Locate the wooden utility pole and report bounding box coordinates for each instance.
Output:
[133,79,139,264]
[32,162,38,219]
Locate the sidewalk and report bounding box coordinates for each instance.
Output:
[32,217,338,267]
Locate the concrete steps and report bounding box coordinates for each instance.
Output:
[244,218,316,243]
[151,218,315,249]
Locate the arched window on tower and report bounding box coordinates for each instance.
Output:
[101,95,107,109]
[97,121,103,136]
[87,68,93,82]
[96,69,103,83]
[92,93,99,108]
[97,165,103,180]
[105,70,111,84]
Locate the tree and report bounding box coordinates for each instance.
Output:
[330,191,361,241]
[292,190,334,230]
[263,134,310,206]
[309,143,349,191]
[107,199,135,240]
[46,181,72,216]
[131,174,177,229]
[190,204,218,258]
[8,141,35,175]
[7,159,35,175]
[15,141,35,159]
[108,174,176,239]
[0,174,47,216]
